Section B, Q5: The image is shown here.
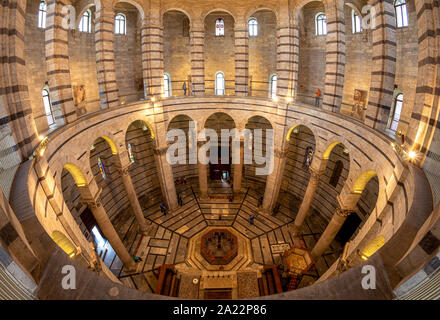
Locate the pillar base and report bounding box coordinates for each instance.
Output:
[258,208,271,216]
[199,194,209,201]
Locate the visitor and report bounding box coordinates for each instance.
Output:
[250,215,255,225]
[178,194,183,206]
[160,202,167,215]
[315,88,322,107]
[182,82,187,96]
[133,256,143,263]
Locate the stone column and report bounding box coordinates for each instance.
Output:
[153,145,178,211]
[197,141,209,199]
[261,148,288,214]
[95,2,119,108]
[292,167,325,234]
[311,207,354,261]
[234,21,249,96]
[45,0,77,125]
[80,188,135,270]
[117,164,148,234]
[190,20,205,95]
[0,0,39,159]
[233,138,244,194]
[142,21,164,98]
[322,0,345,112]
[276,22,295,100]
[364,0,396,130]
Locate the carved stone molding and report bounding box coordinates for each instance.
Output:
[335,207,354,218]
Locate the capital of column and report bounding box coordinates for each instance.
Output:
[153,146,168,156]
[335,206,355,218]
[79,187,102,207]
[274,148,288,159]
[116,164,131,176]
[309,167,325,182]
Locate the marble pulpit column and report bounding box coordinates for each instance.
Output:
[117,164,148,234]
[311,206,354,261]
[80,189,135,270]
[292,167,325,234]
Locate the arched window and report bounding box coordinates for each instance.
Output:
[394,0,408,28]
[42,88,54,126]
[390,93,403,132]
[79,9,92,33]
[269,74,277,99]
[127,143,135,163]
[115,13,126,35]
[352,10,362,33]
[163,73,171,97]
[215,18,225,36]
[38,1,47,29]
[248,18,258,37]
[329,160,343,187]
[215,72,225,95]
[97,157,107,179]
[315,13,327,35]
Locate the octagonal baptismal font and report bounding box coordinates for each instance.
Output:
[200,229,238,265]
[184,227,252,271]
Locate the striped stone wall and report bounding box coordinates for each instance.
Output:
[0,0,39,160]
[163,11,191,97]
[364,0,397,131]
[190,20,205,95]
[142,23,164,97]
[204,13,235,96]
[312,143,350,221]
[280,125,316,204]
[95,4,119,108]
[90,138,129,220]
[276,23,295,99]
[167,115,198,180]
[248,11,277,98]
[45,0,77,125]
[125,121,161,203]
[322,0,345,112]
[234,22,249,96]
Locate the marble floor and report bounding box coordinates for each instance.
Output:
[108,179,343,295]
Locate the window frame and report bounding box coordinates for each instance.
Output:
[352,10,362,34]
[215,18,225,37]
[79,9,92,33]
[248,18,258,37]
[315,12,327,36]
[38,1,47,29]
[269,74,277,99]
[163,73,172,97]
[394,0,409,28]
[390,93,403,132]
[42,88,54,126]
[215,71,225,95]
[114,13,127,35]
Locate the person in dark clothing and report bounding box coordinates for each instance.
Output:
[160,202,167,215]
[133,256,143,263]
[250,215,255,225]
[182,82,187,96]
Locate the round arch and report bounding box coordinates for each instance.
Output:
[360,235,385,260]
[203,8,237,22]
[293,0,325,20]
[52,231,77,257]
[167,114,195,132]
[126,119,155,139]
[203,111,237,129]
[99,136,119,155]
[246,7,278,22]
[162,8,192,23]
[244,115,274,131]
[285,123,316,142]
[77,3,96,28]
[63,163,87,187]
[112,0,145,20]
[352,170,378,194]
